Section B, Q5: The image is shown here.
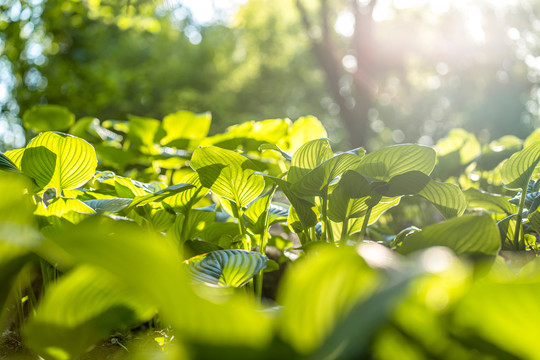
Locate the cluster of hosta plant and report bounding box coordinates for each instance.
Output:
[3,105,540,359]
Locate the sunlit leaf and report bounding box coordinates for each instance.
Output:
[23,105,75,132]
[464,188,517,215]
[416,180,467,219]
[125,183,195,211]
[4,147,25,169]
[83,198,133,213]
[501,140,540,190]
[356,144,436,181]
[287,138,333,184]
[23,265,154,360]
[289,115,328,153]
[0,151,20,173]
[277,247,379,355]
[185,249,268,287]
[398,215,500,256]
[160,110,211,148]
[127,115,161,154]
[476,135,522,171]
[191,146,264,208]
[20,132,97,193]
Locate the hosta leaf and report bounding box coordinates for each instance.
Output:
[356,144,436,181]
[497,215,523,250]
[184,240,224,258]
[160,110,211,148]
[340,197,401,238]
[126,183,195,211]
[327,171,372,222]
[45,198,96,217]
[39,217,274,351]
[113,176,165,198]
[185,249,268,287]
[259,143,292,161]
[4,147,25,169]
[501,140,540,190]
[529,210,540,234]
[22,105,75,132]
[416,180,466,219]
[277,247,379,356]
[288,138,333,184]
[23,265,154,360]
[398,215,500,256]
[464,188,517,215]
[258,174,318,230]
[289,115,328,153]
[191,146,264,208]
[127,115,161,153]
[0,151,20,173]
[244,188,277,234]
[292,152,365,196]
[83,198,133,213]
[451,281,540,359]
[20,132,97,193]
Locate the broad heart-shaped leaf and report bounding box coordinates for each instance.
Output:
[257,173,318,230]
[356,144,436,181]
[127,115,162,154]
[185,249,268,287]
[289,115,328,153]
[398,215,500,256]
[0,151,20,173]
[160,110,211,148]
[259,143,292,161]
[291,152,365,196]
[22,105,75,132]
[20,132,97,193]
[287,138,333,184]
[23,265,154,360]
[416,179,467,219]
[277,246,379,356]
[501,140,540,190]
[191,146,264,208]
[464,188,517,215]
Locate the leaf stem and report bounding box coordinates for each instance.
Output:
[358,206,373,242]
[321,187,329,242]
[513,187,527,250]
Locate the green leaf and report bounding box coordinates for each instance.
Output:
[356,144,436,181]
[23,265,154,360]
[327,171,372,222]
[244,188,277,234]
[501,140,540,190]
[160,111,211,148]
[289,115,328,153]
[163,171,209,213]
[340,197,401,237]
[185,249,268,287]
[259,143,292,161]
[277,247,379,355]
[4,147,25,169]
[497,215,523,250]
[127,115,161,153]
[126,183,195,211]
[191,146,264,208]
[258,174,318,230]
[398,215,500,256]
[20,132,97,193]
[292,152,365,196]
[184,240,224,258]
[464,188,517,215]
[23,105,75,132]
[0,151,20,173]
[416,179,467,219]
[83,198,133,214]
[287,138,333,184]
[529,210,540,234]
[451,281,540,359]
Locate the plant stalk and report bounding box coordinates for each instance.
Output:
[513,187,527,250]
[358,206,373,242]
[321,187,329,242]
